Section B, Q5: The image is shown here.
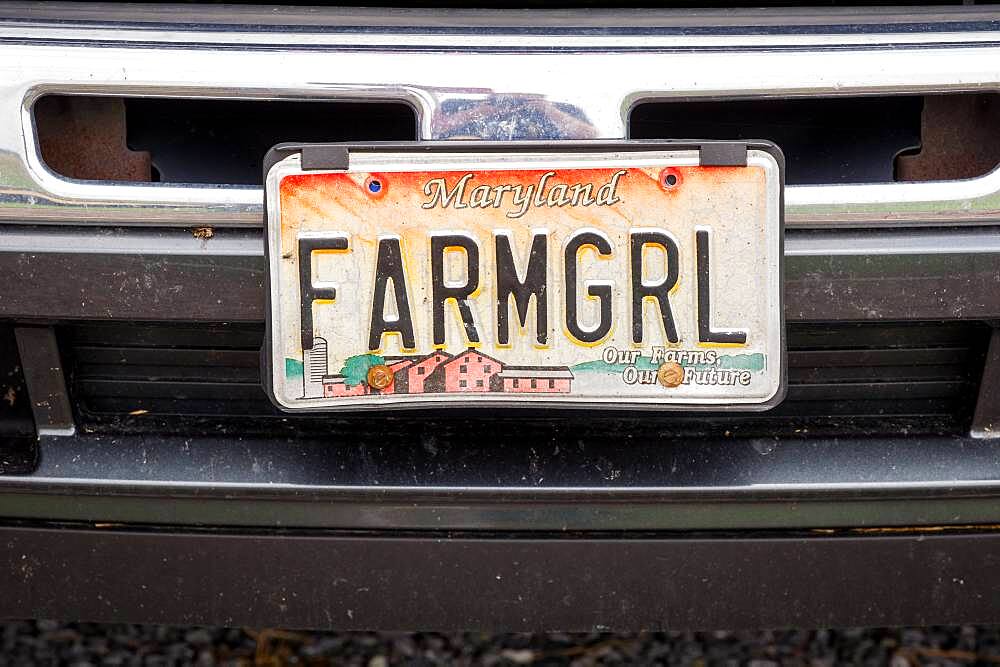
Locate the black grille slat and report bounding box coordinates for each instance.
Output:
[81,397,267,412]
[787,380,968,401]
[787,347,970,366]
[67,324,265,349]
[74,346,260,368]
[83,397,276,417]
[789,364,968,383]
[772,398,965,418]
[75,342,260,386]
[75,345,260,383]
[78,379,266,401]
[785,322,976,349]
[76,364,260,383]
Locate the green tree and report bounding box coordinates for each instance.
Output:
[285,357,303,379]
[340,353,385,387]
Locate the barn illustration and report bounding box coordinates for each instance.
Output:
[321,349,573,397]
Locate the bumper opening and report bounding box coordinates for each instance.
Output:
[630,94,1000,186]
[34,95,418,186]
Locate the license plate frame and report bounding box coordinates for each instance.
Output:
[263,141,785,412]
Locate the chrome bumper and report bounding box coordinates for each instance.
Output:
[0,3,999,228]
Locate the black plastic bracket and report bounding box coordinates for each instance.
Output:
[700,142,748,167]
[301,145,349,171]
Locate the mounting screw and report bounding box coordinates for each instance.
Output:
[657,362,685,388]
[367,364,394,390]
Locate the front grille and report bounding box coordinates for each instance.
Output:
[61,320,990,438]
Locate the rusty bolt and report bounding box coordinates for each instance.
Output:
[367,364,394,390]
[657,361,685,388]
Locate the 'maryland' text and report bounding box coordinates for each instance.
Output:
[422,170,626,219]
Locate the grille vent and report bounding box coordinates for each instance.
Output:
[61,321,988,437]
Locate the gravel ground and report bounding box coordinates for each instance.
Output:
[2,623,1000,666]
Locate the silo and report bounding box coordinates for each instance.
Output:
[302,337,328,398]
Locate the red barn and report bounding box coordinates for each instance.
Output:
[494,368,573,393]
[426,349,503,393]
[322,376,369,397]
[400,350,452,394]
[379,358,415,395]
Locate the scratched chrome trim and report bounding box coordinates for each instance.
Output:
[1,6,999,229]
[3,24,1000,49]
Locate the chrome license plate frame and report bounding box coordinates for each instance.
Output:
[263,141,785,412]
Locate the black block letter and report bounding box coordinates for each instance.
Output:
[696,228,747,345]
[431,234,481,346]
[299,234,348,350]
[630,230,680,344]
[496,232,548,346]
[369,237,416,351]
[564,231,613,344]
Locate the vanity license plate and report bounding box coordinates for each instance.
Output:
[264,144,784,411]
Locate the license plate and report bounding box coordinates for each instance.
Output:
[264,143,784,411]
